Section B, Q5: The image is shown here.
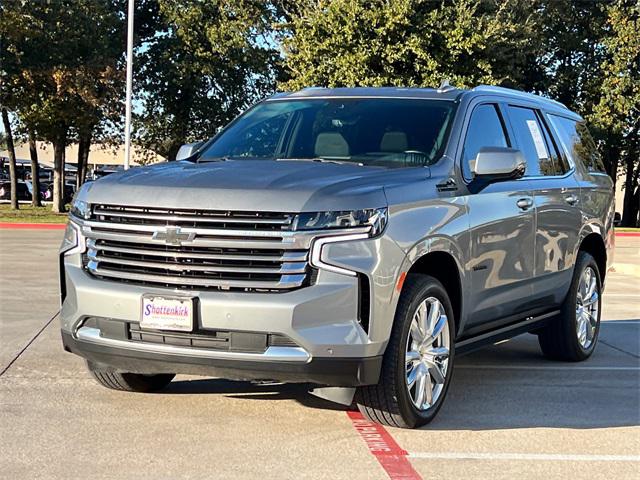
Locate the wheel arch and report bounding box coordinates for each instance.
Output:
[578,232,607,283]
[405,251,463,334]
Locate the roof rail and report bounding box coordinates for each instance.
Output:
[437,79,457,93]
[472,85,567,109]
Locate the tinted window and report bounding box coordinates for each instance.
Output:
[537,114,569,174]
[462,104,508,179]
[549,115,606,174]
[507,106,560,176]
[201,99,456,168]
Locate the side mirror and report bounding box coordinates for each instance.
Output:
[614,212,622,227]
[472,147,526,181]
[175,141,204,161]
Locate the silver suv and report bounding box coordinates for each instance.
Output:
[60,86,614,428]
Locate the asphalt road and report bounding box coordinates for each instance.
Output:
[1,229,638,480]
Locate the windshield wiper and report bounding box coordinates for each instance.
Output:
[277,157,363,166]
[198,155,259,163]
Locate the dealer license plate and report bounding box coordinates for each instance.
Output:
[140,296,193,332]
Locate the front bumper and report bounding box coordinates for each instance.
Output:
[61,330,382,386]
[60,242,397,385]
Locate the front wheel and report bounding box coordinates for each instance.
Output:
[356,274,455,428]
[538,251,602,361]
[86,361,175,392]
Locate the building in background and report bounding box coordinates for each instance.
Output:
[0,141,165,180]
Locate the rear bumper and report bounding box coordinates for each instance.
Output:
[62,330,382,387]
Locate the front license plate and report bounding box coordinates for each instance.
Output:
[141,296,193,332]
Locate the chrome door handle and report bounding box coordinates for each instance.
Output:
[565,194,579,205]
[516,197,534,210]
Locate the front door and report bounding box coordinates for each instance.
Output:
[461,103,536,329]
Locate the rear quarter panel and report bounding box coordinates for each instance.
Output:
[575,165,615,274]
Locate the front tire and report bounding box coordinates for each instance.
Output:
[356,274,455,428]
[86,361,175,392]
[538,251,602,361]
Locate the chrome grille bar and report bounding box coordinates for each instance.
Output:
[86,239,307,263]
[87,264,307,290]
[93,207,294,226]
[87,253,308,274]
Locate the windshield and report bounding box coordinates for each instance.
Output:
[199,98,456,168]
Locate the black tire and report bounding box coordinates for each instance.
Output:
[355,274,456,429]
[538,251,602,361]
[86,361,175,392]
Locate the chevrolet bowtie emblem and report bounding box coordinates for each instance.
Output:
[152,227,195,246]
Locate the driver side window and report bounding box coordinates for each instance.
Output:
[462,104,509,179]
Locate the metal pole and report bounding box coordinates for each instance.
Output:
[124,0,134,170]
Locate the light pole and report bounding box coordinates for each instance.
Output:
[124,0,134,170]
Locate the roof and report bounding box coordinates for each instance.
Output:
[269,85,570,112]
[269,86,461,101]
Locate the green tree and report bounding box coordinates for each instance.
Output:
[280,0,543,90]
[593,1,640,226]
[1,0,124,212]
[134,0,280,160]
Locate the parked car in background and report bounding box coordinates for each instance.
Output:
[60,85,614,429]
[0,180,32,201]
[40,182,75,203]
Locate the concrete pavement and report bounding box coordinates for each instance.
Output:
[1,230,638,479]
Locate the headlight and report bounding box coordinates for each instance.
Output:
[306,208,388,276]
[70,199,91,220]
[60,222,86,256]
[293,208,387,236]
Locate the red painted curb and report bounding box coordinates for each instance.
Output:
[347,411,422,480]
[615,232,640,237]
[0,222,67,230]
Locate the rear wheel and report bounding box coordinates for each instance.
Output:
[356,274,455,428]
[538,251,602,361]
[86,361,175,392]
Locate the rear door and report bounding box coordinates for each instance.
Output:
[463,102,536,329]
[504,105,582,309]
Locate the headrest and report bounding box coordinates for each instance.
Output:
[380,131,408,152]
[314,132,350,158]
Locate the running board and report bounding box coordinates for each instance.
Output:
[455,310,560,356]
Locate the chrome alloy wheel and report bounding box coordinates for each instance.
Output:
[576,266,599,349]
[405,297,451,411]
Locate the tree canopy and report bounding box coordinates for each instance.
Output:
[1,0,638,224]
[281,0,542,90]
[133,0,281,160]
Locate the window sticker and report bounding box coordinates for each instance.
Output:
[526,119,548,160]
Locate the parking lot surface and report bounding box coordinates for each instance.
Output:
[1,229,638,479]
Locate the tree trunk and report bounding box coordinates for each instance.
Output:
[621,135,640,227]
[76,130,92,189]
[28,130,42,207]
[1,108,19,210]
[52,130,67,213]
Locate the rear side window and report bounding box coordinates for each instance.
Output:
[548,115,606,174]
[507,106,562,176]
[462,104,509,179]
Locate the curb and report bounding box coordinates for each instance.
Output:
[615,232,640,237]
[0,222,67,230]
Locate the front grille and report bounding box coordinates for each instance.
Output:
[128,324,299,353]
[81,204,312,292]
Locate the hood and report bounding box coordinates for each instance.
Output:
[80,160,430,212]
